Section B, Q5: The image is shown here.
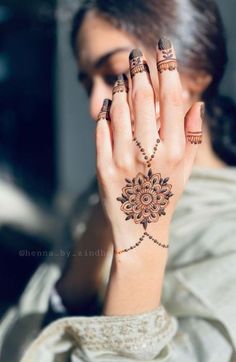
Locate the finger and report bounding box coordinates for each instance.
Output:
[129,49,158,147]
[184,102,204,181]
[110,74,132,160]
[157,37,184,146]
[96,99,113,169]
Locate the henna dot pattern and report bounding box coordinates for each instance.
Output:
[114,231,169,254]
[133,137,160,168]
[117,168,173,230]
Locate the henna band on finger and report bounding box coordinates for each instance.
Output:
[157,59,177,73]
[186,131,202,144]
[114,231,168,255]
[129,48,150,79]
[97,99,112,123]
[112,74,129,95]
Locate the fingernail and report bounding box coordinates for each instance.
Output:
[102,99,112,109]
[117,74,128,82]
[129,48,143,60]
[158,37,172,51]
[200,102,205,122]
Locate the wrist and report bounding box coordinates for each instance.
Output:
[111,217,171,257]
[104,245,167,315]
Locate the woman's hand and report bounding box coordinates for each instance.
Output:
[96,38,203,315]
[96,38,203,257]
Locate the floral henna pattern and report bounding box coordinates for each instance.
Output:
[117,168,173,230]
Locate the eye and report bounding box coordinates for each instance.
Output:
[104,74,117,87]
[78,73,93,96]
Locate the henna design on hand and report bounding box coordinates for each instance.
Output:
[129,49,150,78]
[97,99,112,123]
[186,131,202,144]
[133,137,160,168]
[157,37,177,73]
[117,168,173,230]
[114,231,168,255]
[112,74,129,95]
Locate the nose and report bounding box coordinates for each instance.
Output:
[89,79,113,121]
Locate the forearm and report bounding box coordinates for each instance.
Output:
[103,222,170,316]
[57,203,112,311]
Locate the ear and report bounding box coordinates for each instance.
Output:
[183,73,213,97]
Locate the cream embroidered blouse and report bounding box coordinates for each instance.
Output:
[0,166,236,362]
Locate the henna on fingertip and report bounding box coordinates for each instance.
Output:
[112,74,129,95]
[129,48,150,78]
[97,99,112,123]
[157,37,177,73]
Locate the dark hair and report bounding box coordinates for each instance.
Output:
[71,0,236,165]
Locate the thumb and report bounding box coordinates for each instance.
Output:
[184,102,204,182]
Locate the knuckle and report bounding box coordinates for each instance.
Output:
[135,152,147,167]
[162,89,183,107]
[166,147,184,163]
[133,86,154,104]
[115,155,133,170]
[96,162,114,179]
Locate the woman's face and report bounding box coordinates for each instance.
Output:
[76,11,197,121]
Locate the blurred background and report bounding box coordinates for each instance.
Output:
[0,0,235,315]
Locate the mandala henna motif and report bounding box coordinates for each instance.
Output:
[117,168,173,230]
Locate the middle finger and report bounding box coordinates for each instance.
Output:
[129,49,158,148]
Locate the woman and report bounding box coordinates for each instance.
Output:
[1,0,236,361]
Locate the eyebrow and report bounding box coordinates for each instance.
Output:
[78,46,131,80]
[93,47,131,68]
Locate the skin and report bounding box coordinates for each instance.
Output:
[57,11,226,314]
